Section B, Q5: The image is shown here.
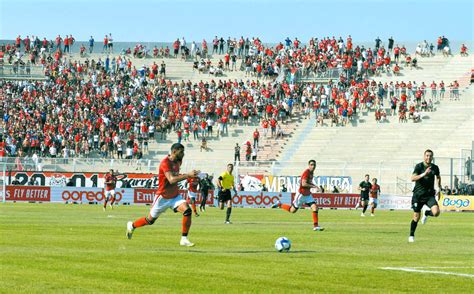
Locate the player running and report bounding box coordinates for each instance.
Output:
[358,174,372,217]
[199,174,214,212]
[408,149,442,243]
[369,178,380,216]
[103,169,117,211]
[272,160,324,231]
[187,176,200,217]
[126,143,200,247]
[217,163,237,224]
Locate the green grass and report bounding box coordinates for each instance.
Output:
[0,203,473,293]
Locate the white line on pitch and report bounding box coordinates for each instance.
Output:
[411,266,474,269]
[381,267,474,278]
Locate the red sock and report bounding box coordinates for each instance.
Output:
[110,197,116,205]
[182,215,192,235]
[133,217,149,228]
[103,199,108,208]
[191,203,197,214]
[371,207,375,214]
[312,211,319,227]
[281,204,291,212]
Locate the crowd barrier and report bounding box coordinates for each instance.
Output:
[2,186,471,211]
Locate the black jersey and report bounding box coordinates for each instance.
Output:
[412,162,440,198]
[359,181,372,199]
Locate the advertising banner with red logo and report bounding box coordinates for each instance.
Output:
[133,189,214,205]
[231,192,289,208]
[2,186,416,211]
[51,187,132,203]
[306,193,360,208]
[231,192,359,208]
[4,186,51,202]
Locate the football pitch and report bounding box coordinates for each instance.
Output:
[0,203,473,293]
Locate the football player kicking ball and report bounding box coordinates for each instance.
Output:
[126,143,200,247]
[103,169,117,211]
[408,149,442,243]
[272,160,324,231]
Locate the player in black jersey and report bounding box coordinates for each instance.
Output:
[408,149,442,243]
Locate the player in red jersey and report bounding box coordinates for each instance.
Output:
[272,160,324,231]
[103,169,117,211]
[126,143,200,246]
[369,178,381,216]
[187,176,200,217]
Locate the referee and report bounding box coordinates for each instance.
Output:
[409,149,442,243]
[217,163,237,224]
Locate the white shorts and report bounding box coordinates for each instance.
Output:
[292,193,315,209]
[149,195,186,218]
[369,198,378,205]
[105,189,115,199]
[188,191,197,200]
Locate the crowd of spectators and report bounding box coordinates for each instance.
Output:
[0,34,467,162]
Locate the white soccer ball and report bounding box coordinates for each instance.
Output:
[275,237,291,252]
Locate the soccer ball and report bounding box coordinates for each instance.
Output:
[275,237,291,252]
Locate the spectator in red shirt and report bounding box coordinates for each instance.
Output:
[253,128,260,148]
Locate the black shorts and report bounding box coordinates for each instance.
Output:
[412,195,438,212]
[218,189,232,202]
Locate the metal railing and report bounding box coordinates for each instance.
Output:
[0,64,47,80]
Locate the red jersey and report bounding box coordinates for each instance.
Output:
[298,168,313,196]
[370,184,380,198]
[187,177,199,193]
[157,156,181,199]
[105,173,116,191]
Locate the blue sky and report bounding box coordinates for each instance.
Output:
[0,0,472,43]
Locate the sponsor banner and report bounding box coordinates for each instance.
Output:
[4,186,51,202]
[52,187,132,203]
[305,193,360,208]
[231,192,359,208]
[231,192,290,208]
[0,186,422,211]
[239,175,352,193]
[439,194,474,211]
[133,189,214,205]
[7,171,157,188]
[378,194,412,210]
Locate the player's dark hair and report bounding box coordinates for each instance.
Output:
[227,163,234,168]
[365,174,370,177]
[424,149,434,155]
[171,143,184,151]
[308,159,316,165]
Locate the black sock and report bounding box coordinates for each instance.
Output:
[226,207,232,221]
[362,205,368,213]
[410,220,418,237]
[425,210,433,217]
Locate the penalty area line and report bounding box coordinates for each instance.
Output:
[381,267,474,278]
